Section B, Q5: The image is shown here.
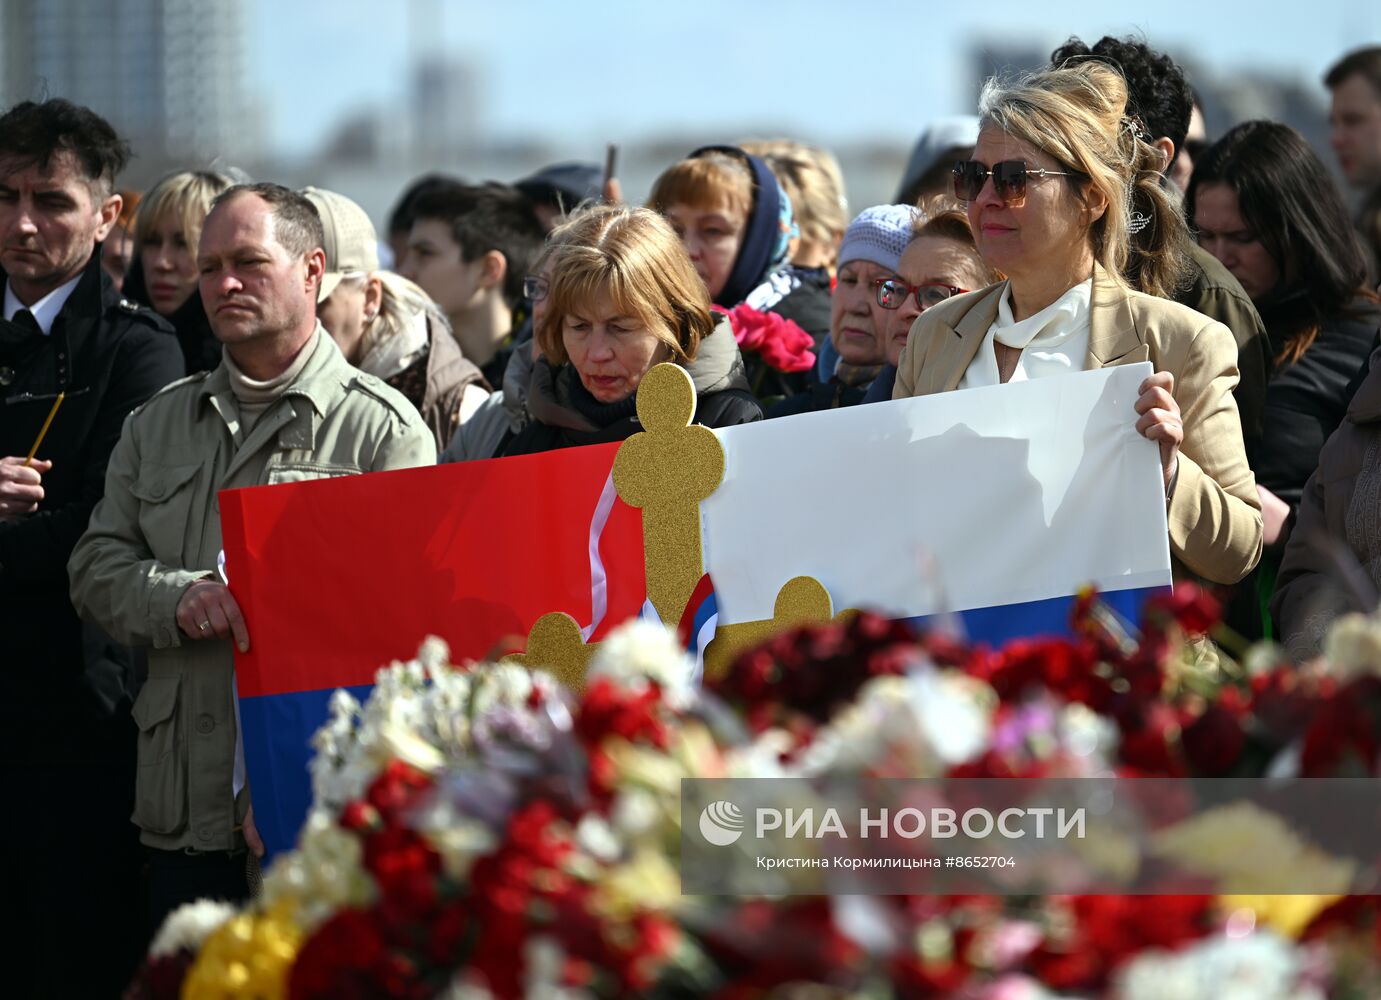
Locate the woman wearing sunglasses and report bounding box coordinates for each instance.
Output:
[894,61,1263,586]
[864,197,1001,402]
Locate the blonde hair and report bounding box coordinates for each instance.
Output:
[741,139,848,265]
[647,152,753,218]
[344,270,447,361]
[978,61,1192,298]
[133,169,238,253]
[536,205,715,367]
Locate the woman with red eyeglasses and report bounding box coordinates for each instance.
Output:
[893,61,1263,587]
[863,197,1001,402]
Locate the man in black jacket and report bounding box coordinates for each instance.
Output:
[0,98,182,997]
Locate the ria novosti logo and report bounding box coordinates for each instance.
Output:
[699,800,745,846]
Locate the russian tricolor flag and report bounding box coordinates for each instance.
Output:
[221,442,647,855]
[700,362,1171,646]
[678,573,720,685]
[223,363,1171,856]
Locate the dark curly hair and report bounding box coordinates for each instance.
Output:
[1049,36,1194,166]
[0,98,130,194]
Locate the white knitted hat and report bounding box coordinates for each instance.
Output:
[837,204,918,273]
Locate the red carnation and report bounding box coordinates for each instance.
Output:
[288,908,389,1000]
[1179,701,1246,776]
[1300,676,1381,776]
[365,759,434,826]
[1024,895,1213,991]
[709,613,918,728]
[1144,582,1222,635]
[715,303,816,373]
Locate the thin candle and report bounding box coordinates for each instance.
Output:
[25,391,65,466]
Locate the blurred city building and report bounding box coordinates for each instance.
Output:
[1,0,258,175]
[0,3,1340,232]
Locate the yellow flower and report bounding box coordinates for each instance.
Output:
[592,849,683,920]
[1219,894,1342,939]
[180,910,302,1000]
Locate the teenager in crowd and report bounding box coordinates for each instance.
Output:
[399,181,546,389]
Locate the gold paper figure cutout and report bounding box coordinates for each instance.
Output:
[612,364,724,625]
[701,576,854,680]
[511,362,849,686]
[505,612,595,691]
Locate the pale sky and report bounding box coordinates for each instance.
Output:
[248,0,1380,159]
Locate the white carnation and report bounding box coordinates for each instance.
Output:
[1323,611,1381,679]
[794,670,991,777]
[588,618,696,703]
[1114,931,1316,1000]
[149,899,238,957]
[575,814,623,863]
[1057,702,1119,768]
[610,787,662,839]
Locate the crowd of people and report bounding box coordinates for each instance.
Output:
[2,33,1381,998]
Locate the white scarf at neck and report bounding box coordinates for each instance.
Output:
[357,308,430,381]
[960,278,1093,389]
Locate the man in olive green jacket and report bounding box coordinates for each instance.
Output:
[70,183,434,929]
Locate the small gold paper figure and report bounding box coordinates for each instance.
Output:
[613,364,724,626]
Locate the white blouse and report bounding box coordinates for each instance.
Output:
[959,278,1093,390]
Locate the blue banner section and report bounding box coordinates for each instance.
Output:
[240,588,1163,857]
[909,586,1166,647]
[240,683,372,858]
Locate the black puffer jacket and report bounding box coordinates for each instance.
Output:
[1252,291,1381,511]
[500,317,762,456]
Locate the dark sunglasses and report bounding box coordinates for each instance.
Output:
[873,278,967,311]
[952,159,1076,207]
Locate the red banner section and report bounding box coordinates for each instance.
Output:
[220,444,646,700]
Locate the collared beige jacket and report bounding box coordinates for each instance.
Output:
[70,328,434,852]
[894,265,1263,586]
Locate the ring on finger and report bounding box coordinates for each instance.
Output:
[198,620,211,632]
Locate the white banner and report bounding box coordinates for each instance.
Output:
[701,363,1171,625]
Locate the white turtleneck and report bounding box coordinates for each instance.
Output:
[222,328,321,436]
[959,278,1093,390]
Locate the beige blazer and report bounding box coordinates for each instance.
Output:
[894,265,1263,586]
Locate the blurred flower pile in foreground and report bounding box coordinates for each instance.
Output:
[126,587,1381,999]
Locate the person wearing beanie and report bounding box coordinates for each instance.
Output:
[306,186,489,452]
[648,145,820,403]
[769,204,914,418]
